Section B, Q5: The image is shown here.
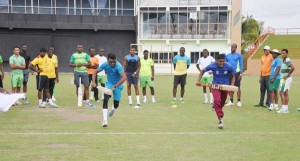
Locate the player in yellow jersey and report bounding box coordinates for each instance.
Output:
[29,48,58,108]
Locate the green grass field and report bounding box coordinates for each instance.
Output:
[252,35,300,59]
[0,74,300,161]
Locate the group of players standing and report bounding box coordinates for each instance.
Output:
[0,43,295,129]
[1,44,59,108]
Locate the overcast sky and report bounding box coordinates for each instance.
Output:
[242,0,300,29]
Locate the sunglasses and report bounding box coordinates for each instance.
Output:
[109,61,116,64]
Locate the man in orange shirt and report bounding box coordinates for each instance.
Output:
[85,47,99,103]
[255,46,273,107]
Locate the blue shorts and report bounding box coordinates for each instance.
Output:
[126,72,139,86]
[106,82,124,101]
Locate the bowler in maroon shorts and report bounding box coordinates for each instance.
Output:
[196,54,235,129]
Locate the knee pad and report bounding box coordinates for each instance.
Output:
[114,100,119,109]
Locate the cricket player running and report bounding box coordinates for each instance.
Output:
[92,53,127,127]
[196,54,234,129]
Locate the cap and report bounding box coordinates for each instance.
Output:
[270,49,281,55]
[263,46,270,50]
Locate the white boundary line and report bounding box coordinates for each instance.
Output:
[0,132,299,135]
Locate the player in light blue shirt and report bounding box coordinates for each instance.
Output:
[225,43,243,107]
[92,53,126,127]
[269,49,282,111]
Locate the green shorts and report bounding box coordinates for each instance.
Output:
[11,73,23,88]
[201,76,213,85]
[269,79,280,91]
[140,76,154,88]
[97,75,106,84]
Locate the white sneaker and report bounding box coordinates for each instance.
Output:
[134,104,141,109]
[277,108,289,114]
[152,99,156,103]
[39,102,46,108]
[102,120,108,127]
[268,105,274,111]
[218,120,224,129]
[237,101,242,107]
[15,100,22,105]
[49,102,59,108]
[203,101,208,104]
[210,100,214,104]
[274,107,279,111]
[52,96,56,102]
[142,99,147,103]
[225,101,234,107]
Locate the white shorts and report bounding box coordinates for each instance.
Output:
[279,77,292,92]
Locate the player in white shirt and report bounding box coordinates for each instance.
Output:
[95,48,107,101]
[196,49,215,104]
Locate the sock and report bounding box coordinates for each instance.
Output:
[210,93,213,100]
[180,97,183,101]
[48,99,54,104]
[136,95,140,104]
[270,103,274,107]
[90,91,94,98]
[230,99,233,103]
[151,95,155,100]
[173,97,176,100]
[203,93,208,102]
[238,99,241,102]
[111,105,116,111]
[274,104,278,108]
[103,109,108,122]
[143,95,147,101]
[39,99,42,104]
[284,105,288,110]
[128,96,132,104]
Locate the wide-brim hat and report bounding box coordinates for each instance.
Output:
[270,49,281,55]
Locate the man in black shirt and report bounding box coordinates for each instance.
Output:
[20,44,32,104]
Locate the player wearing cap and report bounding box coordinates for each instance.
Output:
[268,49,282,111]
[140,50,156,103]
[254,46,273,108]
[277,49,295,114]
[196,54,235,129]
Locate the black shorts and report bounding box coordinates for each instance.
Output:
[174,74,187,86]
[233,72,241,87]
[36,75,49,90]
[0,77,3,88]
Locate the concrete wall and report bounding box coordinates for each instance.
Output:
[0,29,136,72]
[230,0,242,52]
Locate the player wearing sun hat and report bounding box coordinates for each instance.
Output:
[254,45,273,108]
[268,49,282,111]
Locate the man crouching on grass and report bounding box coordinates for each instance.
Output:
[196,54,234,129]
[92,53,127,127]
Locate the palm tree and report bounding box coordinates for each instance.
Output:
[241,15,264,52]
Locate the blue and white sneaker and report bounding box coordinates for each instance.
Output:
[24,99,30,105]
[86,101,96,108]
[108,109,115,117]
